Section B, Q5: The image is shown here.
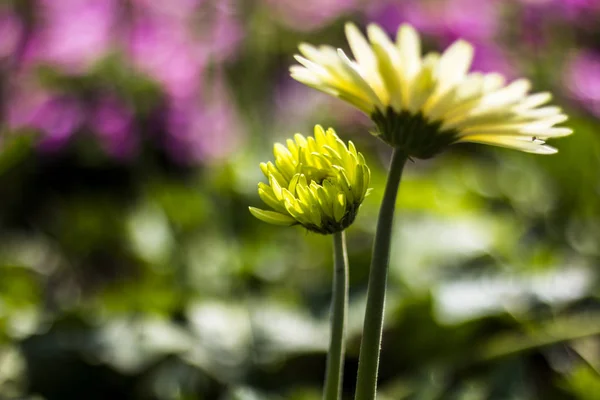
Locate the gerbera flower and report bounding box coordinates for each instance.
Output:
[249,125,371,234]
[291,23,572,158]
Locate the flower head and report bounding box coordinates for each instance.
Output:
[249,125,371,234]
[291,23,572,158]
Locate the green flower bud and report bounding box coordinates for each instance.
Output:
[249,125,371,234]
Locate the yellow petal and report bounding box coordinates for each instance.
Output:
[249,207,296,226]
[333,192,346,222]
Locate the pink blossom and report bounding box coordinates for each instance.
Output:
[264,0,357,31]
[91,97,137,159]
[127,0,242,99]
[369,0,516,78]
[164,78,244,164]
[563,51,600,117]
[22,0,118,73]
[7,85,83,152]
[128,15,204,99]
[0,10,23,60]
[369,0,499,44]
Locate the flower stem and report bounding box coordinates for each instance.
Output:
[354,149,408,400]
[323,230,349,400]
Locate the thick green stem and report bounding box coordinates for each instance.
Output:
[323,230,349,400]
[354,149,408,400]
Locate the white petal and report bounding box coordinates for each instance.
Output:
[290,66,323,86]
[367,24,403,110]
[299,43,330,64]
[460,114,568,135]
[435,73,486,120]
[293,55,333,81]
[515,92,552,110]
[436,40,474,92]
[461,124,572,138]
[459,134,558,154]
[521,127,573,138]
[482,73,506,93]
[345,23,386,100]
[477,78,531,109]
[424,86,458,120]
[407,52,440,112]
[515,106,562,119]
[443,109,512,130]
[336,49,384,110]
[396,24,421,79]
[442,72,506,122]
[295,51,377,109]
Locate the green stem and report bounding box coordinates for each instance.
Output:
[354,149,408,400]
[323,230,349,400]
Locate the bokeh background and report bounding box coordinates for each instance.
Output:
[0,0,599,399]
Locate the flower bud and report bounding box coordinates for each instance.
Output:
[249,125,371,234]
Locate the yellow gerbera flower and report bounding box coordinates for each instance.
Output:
[290,23,572,158]
[249,125,371,234]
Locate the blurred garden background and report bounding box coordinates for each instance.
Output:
[0,0,599,399]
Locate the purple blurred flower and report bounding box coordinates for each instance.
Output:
[470,44,516,78]
[130,0,201,19]
[1,0,245,164]
[7,80,140,157]
[563,51,600,117]
[91,97,137,159]
[127,0,245,163]
[518,0,600,18]
[369,0,499,44]
[131,0,242,59]
[199,1,243,62]
[7,85,83,152]
[0,10,23,60]
[128,0,242,99]
[22,0,118,73]
[264,0,357,31]
[129,16,203,99]
[164,77,244,164]
[369,0,516,77]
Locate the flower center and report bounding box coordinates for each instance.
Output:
[371,107,460,159]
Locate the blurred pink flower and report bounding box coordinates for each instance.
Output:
[199,1,243,61]
[470,44,516,79]
[0,10,23,60]
[130,0,201,19]
[128,0,242,99]
[264,0,357,31]
[563,51,600,117]
[517,0,600,35]
[128,16,203,99]
[7,79,140,157]
[369,0,499,44]
[1,0,245,163]
[91,97,137,159]
[369,0,516,77]
[22,0,118,73]
[7,85,83,152]
[518,0,600,15]
[164,78,244,164]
